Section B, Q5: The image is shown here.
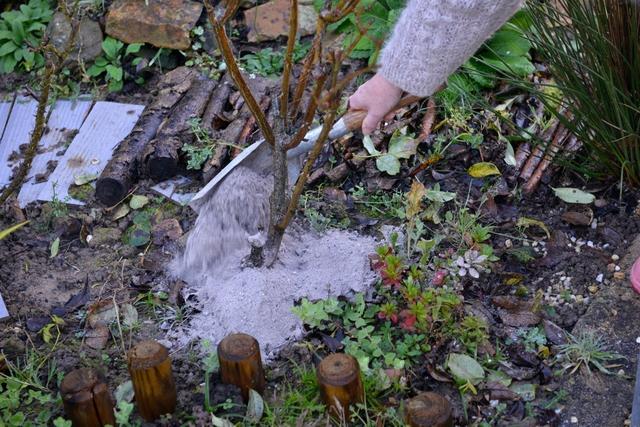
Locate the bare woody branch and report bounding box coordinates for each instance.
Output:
[280,0,298,124]
[204,0,276,146]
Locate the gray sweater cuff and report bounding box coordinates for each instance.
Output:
[379,0,523,97]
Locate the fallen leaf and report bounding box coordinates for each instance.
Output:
[0,220,29,240]
[85,325,109,350]
[542,319,568,346]
[468,162,501,178]
[120,304,138,328]
[50,237,60,258]
[492,296,541,327]
[51,276,91,316]
[406,180,426,219]
[115,380,135,403]
[211,414,234,427]
[510,383,536,401]
[246,389,264,422]
[112,205,131,221]
[26,316,50,332]
[446,353,485,385]
[73,173,98,186]
[552,187,595,204]
[504,141,517,167]
[516,217,551,239]
[561,209,593,226]
[129,195,149,210]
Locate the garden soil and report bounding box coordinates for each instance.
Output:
[169,166,378,357]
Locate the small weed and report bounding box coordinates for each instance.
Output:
[0,0,53,74]
[201,339,219,412]
[350,186,405,220]
[241,42,310,77]
[556,330,625,375]
[86,37,143,92]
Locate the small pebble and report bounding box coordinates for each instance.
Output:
[615,266,621,272]
[607,263,617,272]
[612,254,620,261]
[571,416,578,424]
[587,241,594,248]
[591,220,598,230]
[635,336,640,344]
[614,272,626,281]
[596,273,604,283]
[505,239,513,249]
[588,285,599,294]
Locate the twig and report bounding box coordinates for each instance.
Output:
[280,0,298,125]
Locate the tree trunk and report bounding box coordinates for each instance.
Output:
[95,67,198,206]
[144,74,218,181]
[263,137,288,267]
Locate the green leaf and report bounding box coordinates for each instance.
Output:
[468,162,501,178]
[86,64,105,77]
[125,43,143,56]
[102,37,123,59]
[126,227,150,247]
[107,78,123,92]
[0,41,17,56]
[446,353,485,385]
[112,204,131,220]
[0,220,29,240]
[516,216,551,239]
[362,135,380,155]
[50,237,60,258]
[388,128,418,159]
[129,195,149,210]
[1,55,17,73]
[510,383,536,401]
[552,187,595,204]
[425,187,456,203]
[105,64,123,81]
[376,154,401,175]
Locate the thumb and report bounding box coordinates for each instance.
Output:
[362,111,383,135]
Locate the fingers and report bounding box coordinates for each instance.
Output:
[362,111,384,135]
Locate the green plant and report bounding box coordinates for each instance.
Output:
[526,0,640,185]
[241,42,310,77]
[556,330,625,375]
[183,118,241,170]
[515,326,547,352]
[0,349,61,425]
[87,37,143,92]
[326,0,405,65]
[201,339,219,412]
[0,0,53,73]
[350,186,405,220]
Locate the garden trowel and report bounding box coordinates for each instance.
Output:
[189,96,420,212]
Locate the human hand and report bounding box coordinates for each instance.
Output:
[348,73,403,135]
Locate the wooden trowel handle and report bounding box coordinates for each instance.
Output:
[342,95,422,132]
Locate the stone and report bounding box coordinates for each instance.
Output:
[106,0,203,50]
[87,227,122,247]
[152,218,183,245]
[244,0,318,42]
[47,12,103,65]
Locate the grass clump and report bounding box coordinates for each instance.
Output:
[526,0,640,185]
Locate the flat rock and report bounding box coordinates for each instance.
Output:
[47,12,103,65]
[244,0,317,42]
[106,0,203,50]
[88,227,122,247]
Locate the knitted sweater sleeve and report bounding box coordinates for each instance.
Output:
[379,0,523,97]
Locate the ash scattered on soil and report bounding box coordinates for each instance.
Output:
[170,166,378,357]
